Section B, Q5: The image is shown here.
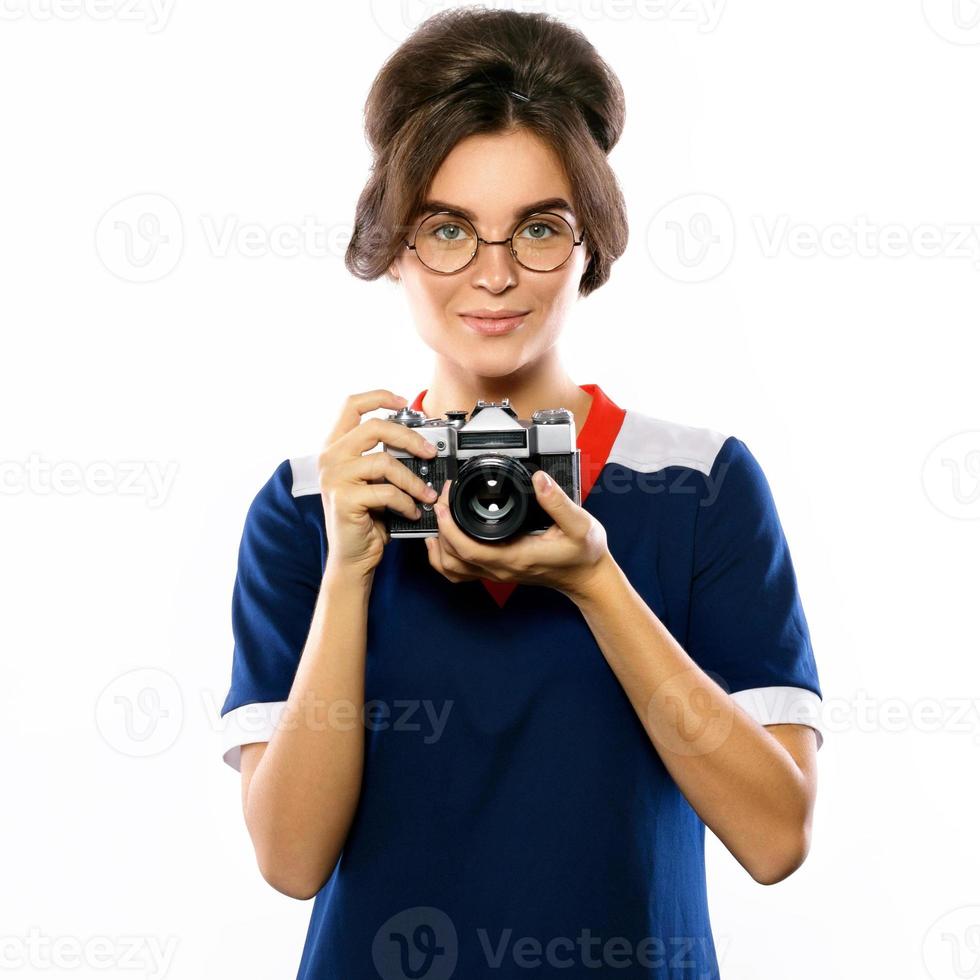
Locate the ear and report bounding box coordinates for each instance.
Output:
[578,230,593,273]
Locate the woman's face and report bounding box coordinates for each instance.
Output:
[390,126,591,379]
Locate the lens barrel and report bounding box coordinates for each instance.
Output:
[450,454,534,542]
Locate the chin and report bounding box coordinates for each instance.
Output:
[462,355,528,380]
[420,320,526,362]
[446,343,532,380]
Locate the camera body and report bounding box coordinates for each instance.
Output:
[382,398,581,543]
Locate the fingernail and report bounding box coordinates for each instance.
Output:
[442,479,451,494]
[535,471,552,492]
[434,503,445,518]
[426,487,439,500]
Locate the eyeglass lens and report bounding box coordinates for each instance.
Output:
[412,213,577,273]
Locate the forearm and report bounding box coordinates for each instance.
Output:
[245,560,373,896]
[566,555,812,884]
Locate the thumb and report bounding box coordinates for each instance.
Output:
[532,469,586,534]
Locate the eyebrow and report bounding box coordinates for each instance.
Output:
[417,197,577,224]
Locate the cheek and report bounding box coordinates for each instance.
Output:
[531,272,579,326]
[400,268,455,318]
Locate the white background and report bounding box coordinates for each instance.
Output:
[2,1,978,978]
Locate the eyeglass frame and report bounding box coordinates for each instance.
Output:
[402,209,588,275]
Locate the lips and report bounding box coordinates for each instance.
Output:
[458,310,529,336]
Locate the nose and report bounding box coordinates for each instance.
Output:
[467,237,519,292]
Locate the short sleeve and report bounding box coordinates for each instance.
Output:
[218,459,322,771]
[686,436,824,749]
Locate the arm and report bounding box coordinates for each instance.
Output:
[568,554,818,886]
[224,391,437,899]
[240,562,374,900]
[423,433,820,882]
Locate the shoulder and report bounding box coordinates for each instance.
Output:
[240,455,322,545]
[245,453,320,503]
[609,407,736,478]
[245,456,314,513]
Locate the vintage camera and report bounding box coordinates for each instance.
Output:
[382,398,581,542]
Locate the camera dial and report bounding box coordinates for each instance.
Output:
[389,407,427,427]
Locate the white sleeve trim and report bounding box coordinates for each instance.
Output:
[219,701,289,772]
[730,685,824,750]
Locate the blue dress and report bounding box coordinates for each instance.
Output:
[219,382,823,979]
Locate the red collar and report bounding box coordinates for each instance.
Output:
[409,383,626,608]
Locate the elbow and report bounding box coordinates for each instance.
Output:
[256,855,328,901]
[244,805,340,901]
[249,824,337,900]
[243,784,351,901]
[749,823,813,886]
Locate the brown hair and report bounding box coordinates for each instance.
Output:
[344,7,628,297]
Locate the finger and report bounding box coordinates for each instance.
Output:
[338,416,439,461]
[348,481,423,522]
[432,533,483,578]
[424,536,453,581]
[424,535,477,583]
[433,481,496,566]
[531,470,591,537]
[348,452,439,508]
[324,390,409,446]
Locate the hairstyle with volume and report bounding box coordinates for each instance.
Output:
[345,7,629,297]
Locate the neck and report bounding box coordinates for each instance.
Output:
[420,349,593,439]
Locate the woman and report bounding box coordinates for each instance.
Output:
[218,8,824,978]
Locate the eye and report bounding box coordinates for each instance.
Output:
[433,223,467,241]
[518,220,560,240]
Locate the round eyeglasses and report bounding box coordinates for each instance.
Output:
[404,210,587,274]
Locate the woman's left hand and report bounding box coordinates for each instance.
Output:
[424,471,612,601]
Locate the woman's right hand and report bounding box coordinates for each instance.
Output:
[318,389,440,579]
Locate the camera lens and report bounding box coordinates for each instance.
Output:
[468,483,517,522]
[451,455,531,542]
